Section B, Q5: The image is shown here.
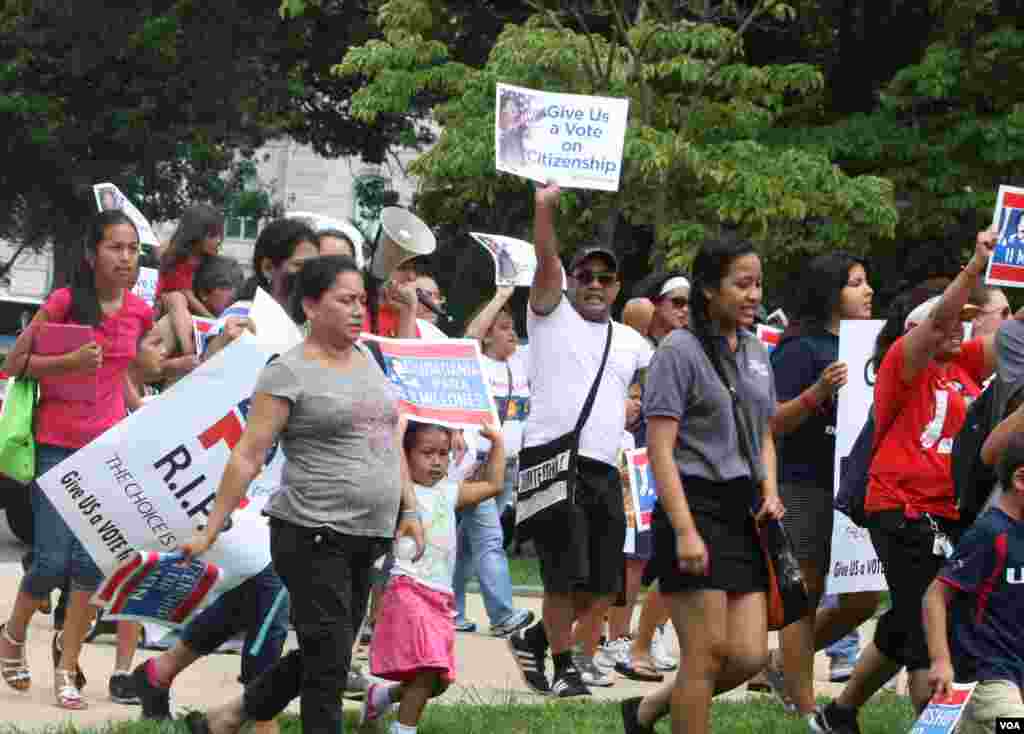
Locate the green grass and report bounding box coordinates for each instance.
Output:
[7,694,916,733]
[507,555,543,588]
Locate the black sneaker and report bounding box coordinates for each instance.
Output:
[622,697,655,734]
[809,702,862,734]
[550,665,591,698]
[132,664,171,719]
[507,628,550,694]
[109,671,141,705]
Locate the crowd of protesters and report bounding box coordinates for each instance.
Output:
[0,184,1022,734]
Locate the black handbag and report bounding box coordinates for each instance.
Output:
[514,322,613,540]
[700,333,809,630]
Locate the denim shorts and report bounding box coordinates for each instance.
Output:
[20,444,104,597]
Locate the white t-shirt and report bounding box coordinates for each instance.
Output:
[416,319,448,340]
[478,347,530,459]
[391,479,460,594]
[524,297,653,467]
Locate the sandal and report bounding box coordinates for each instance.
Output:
[614,654,665,683]
[54,668,87,710]
[52,632,87,691]
[0,623,30,691]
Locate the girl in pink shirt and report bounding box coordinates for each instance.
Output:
[0,210,154,709]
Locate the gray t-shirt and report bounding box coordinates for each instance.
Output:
[643,327,776,482]
[255,344,402,538]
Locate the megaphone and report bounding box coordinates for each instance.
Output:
[371,207,437,280]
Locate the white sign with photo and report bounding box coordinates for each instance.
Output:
[495,83,629,192]
[469,232,538,287]
[828,319,888,594]
[92,182,160,249]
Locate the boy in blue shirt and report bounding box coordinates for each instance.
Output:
[923,432,1024,733]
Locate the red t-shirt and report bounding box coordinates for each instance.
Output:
[867,335,988,520]
[155,255,201,298]
[362,305,421,338]
[35,288,154,449]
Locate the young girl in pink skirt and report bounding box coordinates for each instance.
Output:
[363,418,506,734]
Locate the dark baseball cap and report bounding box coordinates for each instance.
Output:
[567,247,618,275]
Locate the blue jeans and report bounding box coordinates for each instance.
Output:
[21,444,104,597]
[182,563,290,684]
[453,496,516,626]
[822,593,860,663]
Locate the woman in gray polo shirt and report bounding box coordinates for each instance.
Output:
[622,239,785,734]
[177,255,424,734]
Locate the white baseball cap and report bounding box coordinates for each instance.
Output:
[904,295,980,332]
[658,276,690,297]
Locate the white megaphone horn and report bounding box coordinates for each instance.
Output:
[371,207,437,280]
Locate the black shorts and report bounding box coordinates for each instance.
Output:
[531,457,626,595]
[648,476,769,595]
[868,510,961,672]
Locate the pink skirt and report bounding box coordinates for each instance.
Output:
[370,575,456,684]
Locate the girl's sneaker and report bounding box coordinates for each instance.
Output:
[573,654,615,687]
[361,683,396,724]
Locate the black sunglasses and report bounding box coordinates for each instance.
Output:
[670,297,689,309]
[573,269,617,287]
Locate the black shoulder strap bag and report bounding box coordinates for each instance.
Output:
[515,321,613,540]
[700,332,808,631]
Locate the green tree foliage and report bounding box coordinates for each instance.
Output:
[335,0,899,285]
[0,0,428,283]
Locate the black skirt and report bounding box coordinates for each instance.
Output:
[649,476,769,594]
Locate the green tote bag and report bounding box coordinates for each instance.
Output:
[0,374,38,483]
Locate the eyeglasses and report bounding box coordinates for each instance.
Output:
[572,269,617,287]
[670,297,689,309]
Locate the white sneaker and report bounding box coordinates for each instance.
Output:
[573,654,615,687]
[595,637,631,671]
[651,626,678,671]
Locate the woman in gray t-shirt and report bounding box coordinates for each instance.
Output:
[181,255,423,734]
[624,239,785,734]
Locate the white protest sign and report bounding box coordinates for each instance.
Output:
[38,290,302,596]
[828,319,888,594]
[133,266,158,307]
[908,683,977,734]
[470,232,538,287]
[495,83,629,192]
[93,182,160,249]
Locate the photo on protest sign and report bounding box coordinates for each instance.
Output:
[92,182,160,249]
[985,185,1024,288]
[133,266,158,307]
[623,448,656,555]
[469,232,537,287]
[495,82,629,192]
[829,319,888,594]
[93,551,223,628]
[360,335,500,429]
[908,683,977,734]
[36,290,301,606]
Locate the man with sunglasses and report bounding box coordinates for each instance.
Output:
[506,182,652,698]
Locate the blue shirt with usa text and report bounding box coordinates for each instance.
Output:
[937,506,1024,690]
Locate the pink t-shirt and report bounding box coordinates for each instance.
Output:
[34,288,154,449]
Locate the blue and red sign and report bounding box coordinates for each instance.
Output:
[986,187,1024,288]
[909,683,977,734]
[363,336,500,429]
[757,324,782,353]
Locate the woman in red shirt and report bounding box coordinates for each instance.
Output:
[0,211,154,709]
[812,231,998,733]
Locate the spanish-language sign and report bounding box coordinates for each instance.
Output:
[985,185,1024,288]
[133,266,159,307]
[756,324,782,354]
[360,335,499,429]
[192,301,253,357]
[92,182,161,249]
[495,83,629,192]
[908,683,977,734]
[829,319,888,594]
[469,232,538,287]
[37,291,301,599]
[92,551,223,627]
[623,448,655,555]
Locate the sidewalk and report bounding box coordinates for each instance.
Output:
[0,522,897,731]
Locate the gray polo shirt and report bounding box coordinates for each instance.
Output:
[643,327,776,482]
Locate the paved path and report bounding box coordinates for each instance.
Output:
[0,512,902,731]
